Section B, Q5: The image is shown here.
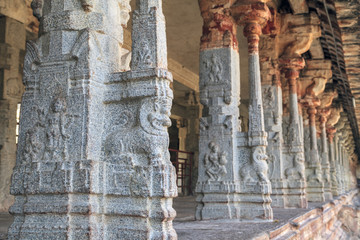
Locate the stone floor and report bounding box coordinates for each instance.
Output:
[0,195,354,240]
[173,196,313,240]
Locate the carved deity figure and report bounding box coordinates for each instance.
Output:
[23,126,43,163]
[204,55,222,83]
[204,142,227,182]
[43,97,69,162]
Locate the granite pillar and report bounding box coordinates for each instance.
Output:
[232,0,273,220]
[304,104,325,202]
[319,109,332,200]
[195,0,242,220]
[9,0,177,239]
[279,58,308,208]
[259,12,287,208]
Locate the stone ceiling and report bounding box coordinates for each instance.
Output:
[334,0,360,142]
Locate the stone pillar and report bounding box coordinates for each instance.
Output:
[304,102,325,202]
[316,90,336,201]
[195,0,242,220]
[277,12,320,208]
[232,0,272,220]
[185,94,200,194]
[279,58,308,208]
[9,0,177,239]
[259,10,287,208]
[334,117,345,194]
[327,127,338,196]
[318,109,332,200]
[325,107,340,196]
[0,16,26,212]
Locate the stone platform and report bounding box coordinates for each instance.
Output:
[0,190,358,240]
[173,190,359,240]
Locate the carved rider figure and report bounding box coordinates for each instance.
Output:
[204,141,227,182]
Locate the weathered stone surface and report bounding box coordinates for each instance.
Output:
[9,0,178,239]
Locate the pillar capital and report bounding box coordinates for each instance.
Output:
[327,127,337,143]
[231,0,271,54]
[199,0,238,50]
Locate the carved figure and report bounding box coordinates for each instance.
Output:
[23,126,43,163]
[43,97,70,162]
[252,146,269,183]
[285,153,305,180]
[204,55,222,83]
[263,87,274,109]
[31,0,43,20]
[105,97,172,164]
[240,146,269,183]
[204,142,227,182]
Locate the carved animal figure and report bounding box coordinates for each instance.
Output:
[240,147,269,183]
[285,153,305,180]
[252,146,269,183]
[105,97,172,165]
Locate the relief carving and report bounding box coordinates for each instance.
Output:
[285,153,305,180]
[130,167,150,196]
[240,146,269,183]
[262,86,274,109]
[43,97,70,162]
[223,115,232,131]
[203,55,223,84]
[105,97,172,164]
[204,142,227,182]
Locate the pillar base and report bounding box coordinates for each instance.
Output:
[307,180,325,202]
[239,182,273,220]
[270,179,287,208]
[286,180,308,208]
[195,182,241,220]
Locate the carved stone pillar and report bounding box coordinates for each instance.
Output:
[335,117,346,194]
[304,101,325,202]
[277,12,320,208]
[318,108,332,200]
[279,58,308,208]
[326,107,340,196]
[10,0,177,239]
[0,16,26,212]
[231,0,272,220]
[316,90,336,201]
[196,0,242,220]
[259,10,287,208]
